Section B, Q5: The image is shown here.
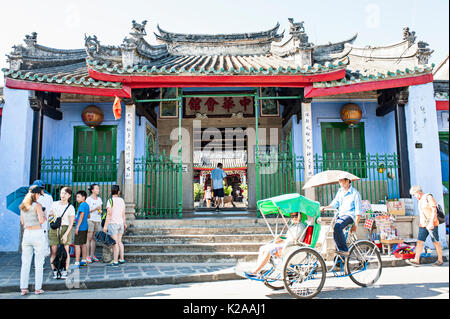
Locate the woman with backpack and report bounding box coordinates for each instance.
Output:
[103,185,126,267]
[48,187,75,279]
[19,186,46,295]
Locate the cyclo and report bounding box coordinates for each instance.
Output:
[243,193,382,299]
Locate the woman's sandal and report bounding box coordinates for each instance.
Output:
[432,261,444,267]
[20,289,29,296]
[406,259,420,267]
[34,289,44,295]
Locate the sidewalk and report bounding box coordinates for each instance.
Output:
[0,249,447,294]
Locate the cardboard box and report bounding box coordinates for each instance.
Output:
[387,201,405,215]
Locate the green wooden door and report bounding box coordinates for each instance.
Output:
[321,122,366,177]
[73,125,117,182]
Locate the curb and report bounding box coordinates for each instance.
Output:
[0,255,447,294]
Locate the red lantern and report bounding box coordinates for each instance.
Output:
[81,105,104,128]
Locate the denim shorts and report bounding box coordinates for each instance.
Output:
[418,226,439,242]
[107,223,124,236]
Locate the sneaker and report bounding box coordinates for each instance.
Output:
[52,270,58,279]
[70,263,80,270]
[86,256,93,263]
[118,259,126,264]
[108,262,119,267]
[60,271,68,279]
[80,261,88,267]
[92,256,100,262]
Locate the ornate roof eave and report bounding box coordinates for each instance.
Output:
[2,64,130,98]
[154,23,283,44]
[305,64,434,98]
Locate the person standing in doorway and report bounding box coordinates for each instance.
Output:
[211,163,227,212]
[48,187,75,279]
[19,187,46,295]
[86,184,103,263]
[407,186,444,266]
[103,185,127,267]
[320,174,362,256]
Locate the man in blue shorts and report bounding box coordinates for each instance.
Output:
[211,163,227,211]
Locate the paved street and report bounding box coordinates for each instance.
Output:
[1,262,447,299]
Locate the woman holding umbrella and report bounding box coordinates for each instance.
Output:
[19,186,46,295]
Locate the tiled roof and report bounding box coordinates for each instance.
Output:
[2,62,122,89]
[312,65,434,89]
[87,55,348,76]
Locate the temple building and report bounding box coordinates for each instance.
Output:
[0,19,446,251]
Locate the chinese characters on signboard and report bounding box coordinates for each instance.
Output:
[125,107,134,180]
[184,96,254,116]
[302,104,314,179]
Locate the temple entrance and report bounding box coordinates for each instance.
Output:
[193,127,248,210]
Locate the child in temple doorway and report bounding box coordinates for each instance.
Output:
[204,186,212,208]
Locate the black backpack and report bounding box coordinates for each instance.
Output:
[426,194,445,224]
[52,244,67,279]
[436,204,445,224]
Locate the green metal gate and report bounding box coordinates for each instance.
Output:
[135,150,182,219]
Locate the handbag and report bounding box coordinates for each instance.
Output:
[49,203,70,230]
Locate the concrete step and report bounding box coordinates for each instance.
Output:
[124,242,262,253]
[125,226,272,235]
[182,210,257,219]
[123,233,273,244]
[124,251,258,263]
[130,218,279,227]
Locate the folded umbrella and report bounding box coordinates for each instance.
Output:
[302,170,360,189]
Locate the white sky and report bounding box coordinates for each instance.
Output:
[0,0,448,83]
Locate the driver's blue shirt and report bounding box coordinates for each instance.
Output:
[330,186,362,221]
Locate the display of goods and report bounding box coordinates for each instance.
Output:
[394,252,415,259]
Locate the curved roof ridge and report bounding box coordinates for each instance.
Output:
[315,33,358,49]
[155,22,282,42]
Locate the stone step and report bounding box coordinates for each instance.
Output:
[125,226,272,235]
[124,242,262,253]
[130,218,279,227]
[123,234,273,244]
[124,251,258,263]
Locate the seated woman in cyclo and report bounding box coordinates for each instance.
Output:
[245,212,306,277]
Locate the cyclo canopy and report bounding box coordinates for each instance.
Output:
[257,193,320,223]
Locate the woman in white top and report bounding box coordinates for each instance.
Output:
[86,184,103,263]
[20,187,46,295]
[103,185,127,267]
[48,187,75,279]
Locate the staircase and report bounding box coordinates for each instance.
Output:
[123,216,276,264]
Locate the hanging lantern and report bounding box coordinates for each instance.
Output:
[81,105,104,128]
[340,103,362,128]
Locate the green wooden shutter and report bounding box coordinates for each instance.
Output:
[73,125,117,182]
[321,122,366,177]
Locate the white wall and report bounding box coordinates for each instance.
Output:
[0,88,34,251]
[405,83,447,249]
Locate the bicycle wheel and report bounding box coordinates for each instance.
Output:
[345,240,382,287]
[263,258,284,290]
[282,247,327,299]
